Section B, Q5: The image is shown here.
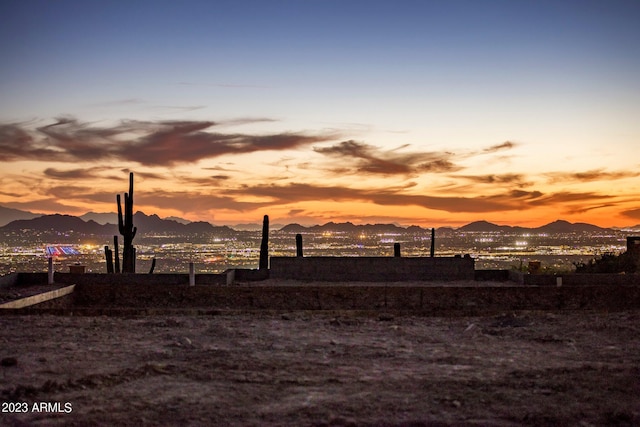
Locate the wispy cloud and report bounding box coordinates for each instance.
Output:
[222,182,619,215]
[87,98,145,107]
[314,140,460,175]
[0,122,67,161]
[154,105,207,113]
[224,183,518,213]
[139,190,267,213]
[0,118,336,166]
[546,169,640,183]
[43,166,167,183]
[216,117,279,127]
[526,191,612,206]
[453,173,531,186]
[43,167,112,180]
[482,141,517,153]
[565,203,617,215]
[622,208,640,221]
[45,186,115,204]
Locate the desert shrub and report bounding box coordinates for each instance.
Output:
[574,252,637,274]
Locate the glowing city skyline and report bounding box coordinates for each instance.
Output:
[1,0,639,227]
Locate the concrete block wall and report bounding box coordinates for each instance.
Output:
[62,283,640,312]
[509,271,640,286]
[269,256,475,282]
[474,269,510,281]
[0,273,19,288]
[231,268,269,281]
[52,272,227,286]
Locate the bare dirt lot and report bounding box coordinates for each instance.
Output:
[1,310,639,426]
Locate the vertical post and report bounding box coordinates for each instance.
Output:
[259,215,269,270]
[48,257,54,285]
[296,233,303,257]
[394,243,401,257]
[226,269,235,285]
[189,262,195,286]
[430,228,435,257]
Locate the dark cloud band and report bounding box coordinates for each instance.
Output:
[0,118,334,166]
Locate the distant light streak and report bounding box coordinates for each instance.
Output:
[45,246,80,256]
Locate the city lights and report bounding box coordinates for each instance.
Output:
[0,227,634,275]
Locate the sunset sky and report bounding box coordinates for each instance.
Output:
[1,0,639,228]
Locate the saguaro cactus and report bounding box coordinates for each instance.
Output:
[259,215,269,270]
[113,235,120,273]
[104,246,114,273]
[118,172,137,273]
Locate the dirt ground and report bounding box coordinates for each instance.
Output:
[1,310,639,426]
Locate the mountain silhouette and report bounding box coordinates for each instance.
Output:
[79,212,118,225]
[537,219,604,233]
[279,223,309,233]
[1,214,111,234]
[0,205,622,235]
[133,213,233,234]
[0,206,43,227]
[458,219,605,233]
[458,220,513,232]
[279,222,426,233]
[0,212,234,236]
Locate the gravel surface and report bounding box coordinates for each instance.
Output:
[1,311,639,426]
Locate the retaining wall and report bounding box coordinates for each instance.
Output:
[474,269,510,281]
[10,270,640,288]
[17,271,227,286]
[34,283,640,313]
[509,271,640,286]
[0,273,19,288]
[270,256,475,281]
[7,270,268,287]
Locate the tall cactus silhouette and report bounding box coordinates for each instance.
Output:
[104,245,114,273]
[113,235,120,273]
[118,172,137,273]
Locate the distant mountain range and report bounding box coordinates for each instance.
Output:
[0,205,43,226]
[456,219,607,233]
[0,205,638,235]
[78,212,118,225]
[280,219,620,234]
[0,212,233,235]
[79,212,193,226]
[280,222,426,234]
